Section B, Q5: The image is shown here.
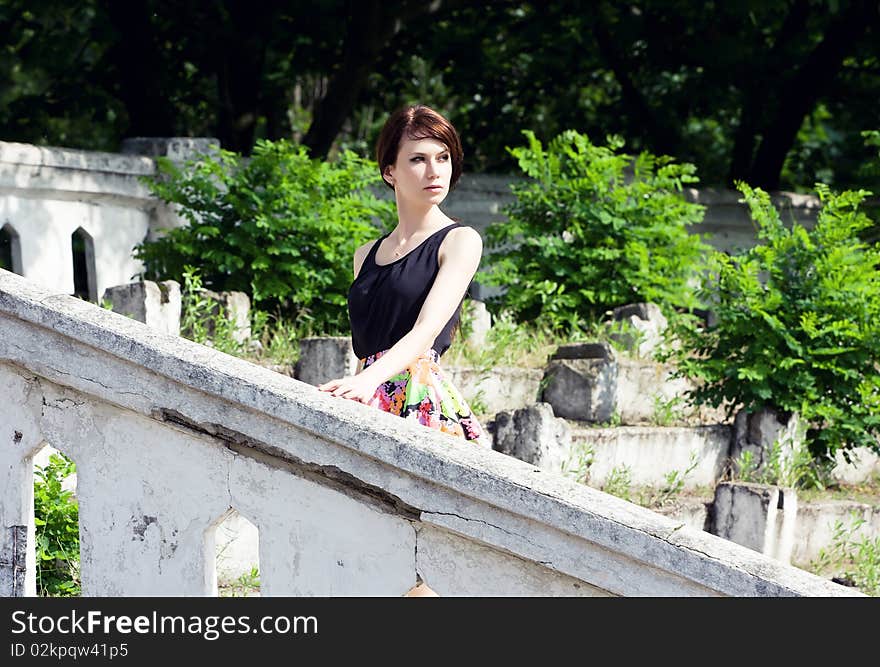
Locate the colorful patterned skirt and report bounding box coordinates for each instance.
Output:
[362,349,487,446]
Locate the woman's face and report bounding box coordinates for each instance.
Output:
[385,136,452,206]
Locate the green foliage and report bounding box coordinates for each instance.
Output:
[134,139,395,334]
[673,182,880,461]
[731,428,830,490]
[219,566,261,598]
[445,308,598,371]
[480,130,709,331]
[653,452,700,505]
[813,511,880,596]
[33,452,80,597]
[651,393,686,426]
[178,267,246,356]
[249,310,303,367]
[602,465,633,502]
[561,441,596,485]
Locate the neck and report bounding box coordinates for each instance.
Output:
[392,199,447,240]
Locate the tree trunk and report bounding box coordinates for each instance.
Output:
[728,0,812,185]
[748,1,876,190]
[302,1,389,159]
[592,3,681,158]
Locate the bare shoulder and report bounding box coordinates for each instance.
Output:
[439,224,482,267]
[443,225,483,253]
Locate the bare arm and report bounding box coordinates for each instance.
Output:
[319,226,483,402]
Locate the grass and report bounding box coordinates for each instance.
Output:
[218,565,261,597]
[444,308,628,371]
[807,511,880,596]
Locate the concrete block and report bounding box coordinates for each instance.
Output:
[568,424,732,488]
[444,365,543,416]
[462,299,491,348]
[490,403,571,471]
[102,280,181,336]
[551,341,616,361]
[199,289,251,344]
[606,302,668,358]
[730,408,803,478]
[710,481,798,563]
[294,336,359,386]
[541,354,618,422]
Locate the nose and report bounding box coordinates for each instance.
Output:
[426,159,440,179]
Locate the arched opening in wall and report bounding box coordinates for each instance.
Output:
[32,444,80,597]
[71,227,97,302]
[210,509,260,597]
[0,223,22,274]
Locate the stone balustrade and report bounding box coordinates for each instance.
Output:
[0,269,862,596]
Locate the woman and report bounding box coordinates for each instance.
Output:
[318,104,487,448]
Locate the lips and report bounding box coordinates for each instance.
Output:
[424,185,444,191]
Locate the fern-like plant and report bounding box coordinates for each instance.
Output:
[673,182,880,461]
[479,130,710,331]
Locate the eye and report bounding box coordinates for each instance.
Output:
[439,154,450,161]
[410,156,424,162]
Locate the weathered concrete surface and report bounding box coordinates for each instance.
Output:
[568,424,732,489]
[541,345,727,427]
[616,358,728,425]
[445,365,543,417]
[103,280,181,336]
[655,497,712,533]
[541,343,618,422]
[791,500,880,567]
[0,141,159,300]
[0,269,862,596]
[120,137,219,162]
[490,403,571,472]
[830,447,880,485]
[199,288,251,344]
[730,408,803,478]
[461,299,491,349]
[294,337,359,387]
[710,482,798,564]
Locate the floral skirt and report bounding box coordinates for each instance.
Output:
[362,349,487,446]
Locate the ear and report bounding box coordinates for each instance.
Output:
[383,165,395,186]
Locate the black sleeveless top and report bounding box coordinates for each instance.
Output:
[348,223,464,359]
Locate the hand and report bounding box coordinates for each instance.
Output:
[317,373,378,404]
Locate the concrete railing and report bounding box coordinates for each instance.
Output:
[0,269,861,596]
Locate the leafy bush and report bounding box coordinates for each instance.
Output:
[479,130,709,330]
[672,182,880,461]
[134,139,396,334]
[34,452,80,597]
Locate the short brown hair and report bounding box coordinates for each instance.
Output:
[375,104,464,190]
